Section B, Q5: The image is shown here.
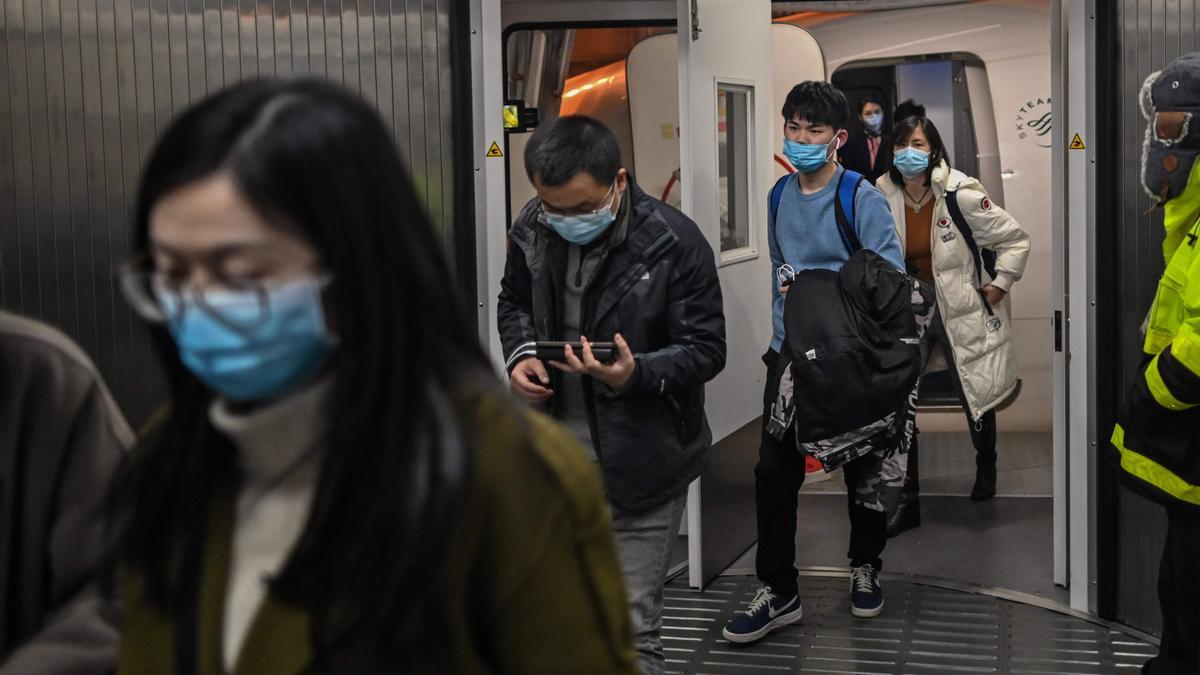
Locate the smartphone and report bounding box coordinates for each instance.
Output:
[535,341,616,363]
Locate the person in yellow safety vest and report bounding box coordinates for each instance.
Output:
[1111,53,1200,675]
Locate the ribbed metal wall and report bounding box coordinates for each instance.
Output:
[1108,0,1200,636]
[0,1,459,425]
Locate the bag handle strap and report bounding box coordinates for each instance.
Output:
[945,190,996,316]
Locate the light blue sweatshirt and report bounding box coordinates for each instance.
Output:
[768,165,905,351]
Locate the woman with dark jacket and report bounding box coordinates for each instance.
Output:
[840,94,893,182]
[112,79,637,674]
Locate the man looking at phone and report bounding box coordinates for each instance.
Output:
[497,115,726,675]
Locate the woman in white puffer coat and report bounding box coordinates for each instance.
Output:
[875,107,1031,536]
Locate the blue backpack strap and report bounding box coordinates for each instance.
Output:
[769,173,792,254]
[769,174,791,225]
[833,169,865,255]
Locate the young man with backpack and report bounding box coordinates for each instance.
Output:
[723,81,906,644]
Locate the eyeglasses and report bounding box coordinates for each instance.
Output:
[117,258,275,333]
[536,182,618,223]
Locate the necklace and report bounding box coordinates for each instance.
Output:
[905,186,932,213]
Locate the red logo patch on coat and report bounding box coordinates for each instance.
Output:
[937,217,951,228]
[981,197,992,210]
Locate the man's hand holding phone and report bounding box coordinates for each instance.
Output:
[548,334,637,391]
[510,357,554,404]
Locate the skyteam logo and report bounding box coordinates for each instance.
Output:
[1016,97,1052,148]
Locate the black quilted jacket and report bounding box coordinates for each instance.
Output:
[772,249,923,443]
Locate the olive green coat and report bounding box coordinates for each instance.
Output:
[117,391,638,674]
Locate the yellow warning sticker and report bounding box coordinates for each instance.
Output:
[487,141,504,158]
[1070,133,1086,150]
[503,105,519,130]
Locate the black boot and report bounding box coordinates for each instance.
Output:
[970,411,998,501]
[887,431,921,537]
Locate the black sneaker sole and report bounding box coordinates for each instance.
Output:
[721,605,805,644]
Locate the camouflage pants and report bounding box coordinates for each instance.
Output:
[808,277,933,512]
[843,384,918,513]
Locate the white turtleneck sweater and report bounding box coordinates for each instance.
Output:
[208,378,330,672]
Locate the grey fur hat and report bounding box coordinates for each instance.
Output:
[1141,52,1200,205]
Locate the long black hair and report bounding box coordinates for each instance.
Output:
[113,78,489,668]
[888,105,951,188]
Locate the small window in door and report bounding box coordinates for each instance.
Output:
[717,83,755,261]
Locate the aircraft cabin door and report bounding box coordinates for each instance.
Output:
[676,0,776,587]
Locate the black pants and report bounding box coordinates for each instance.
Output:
[918,309,997,463]
[754,350,888,598]
[1143,508,1200,675]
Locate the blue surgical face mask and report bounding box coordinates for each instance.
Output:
[863,113,883,133]
[540,183,620,246]
[161,276,337,402]
[783,136,839,174]
[893,147,930,178]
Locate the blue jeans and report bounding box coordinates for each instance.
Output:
[611,492,687,675]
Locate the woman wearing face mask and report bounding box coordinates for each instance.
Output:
[875,105,1031,536]
[840,94,893,183]
[111,79,637,674]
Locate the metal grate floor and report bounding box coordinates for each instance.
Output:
[662,573,1155,674]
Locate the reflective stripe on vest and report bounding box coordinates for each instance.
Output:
[1146,352,1199,411]
[1111,424,1200,506]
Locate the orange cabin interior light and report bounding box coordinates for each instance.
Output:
[560,60,628,117]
